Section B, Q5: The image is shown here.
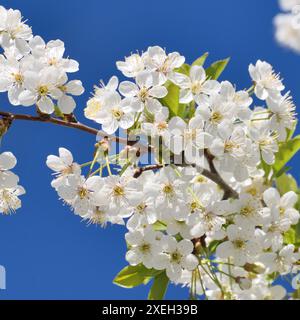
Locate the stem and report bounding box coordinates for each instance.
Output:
[133,163,238,199]
[197,267,208,300]
[80,161,93,167]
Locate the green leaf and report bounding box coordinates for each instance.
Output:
[160,82,186,118]
[205,58,230,80]
[208,240,220,254]
[274,166,291,178]
[192,52,209,67]
[148,272,169,300]
[113,265,160,288]
[273,135,300,173]
[284,228,296,245]
[276,173,298,195]
[175,63,190,76]
[296,222,300,245]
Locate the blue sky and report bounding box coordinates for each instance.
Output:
[0,0,299,300]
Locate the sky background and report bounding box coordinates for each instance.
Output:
[0,0,299,300]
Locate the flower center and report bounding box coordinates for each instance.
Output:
[170,250,182,263]
[162,183,174,195]
[113,185,125,197]
[211,111,223,123]
[140,243,151,253]
[196,175,207,183]
[224,140,236,152]
[38,85,49,96]
[190,201,203,213]
[233,239,246,249]
[136,203,147,214]
[191,81,202,95]
[48,57,58,66]
[139,87,149,102]
[157,121,168,131]
[246,187,257,197]
[240,205,254,217]
[279,207,285,216]
[112,108,123,120]
[78,187,88,199]
[12,73,23,84]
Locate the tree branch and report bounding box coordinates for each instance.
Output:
[133,163,239,199]
[0,110,238,199]
[0,110,148,152]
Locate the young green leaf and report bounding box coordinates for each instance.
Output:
[284,228,296,245]
[276,173,298,195]
[113,265,160,288]
[296,222,300,246]
[160,83,186,118]
[192,52,209,67]
[148,271,169,300]
[175,63,190,76]
[273,135,300,173]
[206,58,230,80]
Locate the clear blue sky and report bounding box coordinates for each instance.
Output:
[0,0,299,300]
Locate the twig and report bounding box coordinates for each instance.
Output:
[1,110,238,199]
[133,163,238,199]
[0,110,148,152]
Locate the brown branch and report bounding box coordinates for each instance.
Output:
[133,164,163,178]
[0,110,148,152]
[133,163,239,199]
[204,149,238,200]
[1,110,238,199]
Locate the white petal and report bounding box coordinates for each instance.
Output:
[59,147,73,165]
[66,80,84,95]
[0,152,17,170]
[263,188,280,208]
[18,90,36,106]
[177,239,193,255]
[58,95,76,114]
[119,81,138,97]
[182,254,199,271]
[37,96,54,114]
[148,86,168,98]
[190,65,206,82]
[0,171,19,188]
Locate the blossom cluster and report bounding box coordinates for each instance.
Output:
[274,0,300,53]
[0,5,84,114]
[0,151,25,215]
[1,4,299,300]
[47,44,300,299]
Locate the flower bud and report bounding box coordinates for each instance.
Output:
[244,262,265,274]
[95,139,110,153]
[119,146,140,164]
